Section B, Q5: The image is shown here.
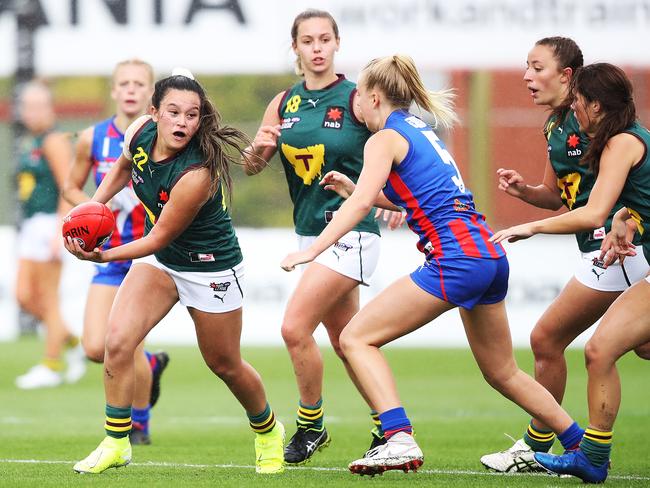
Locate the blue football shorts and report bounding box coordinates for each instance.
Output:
[91,260,132,286]
[410,255,509,309]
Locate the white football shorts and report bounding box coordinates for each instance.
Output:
[133,254,244,313]
[574,249,649,291]
[297,231,380,286]
[17,212,63,262]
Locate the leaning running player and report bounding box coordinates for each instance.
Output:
[244,9,402,464]
[281,54,584,476]
[65,71,284,475]
[481,37,650,473]
[62,59,169,445]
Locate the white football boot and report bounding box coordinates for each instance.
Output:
[16,364,63,389]
[349,431,423,476]
[480,438,545,473]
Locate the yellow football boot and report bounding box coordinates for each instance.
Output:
[73,436,132,474]
[255,421,285,474]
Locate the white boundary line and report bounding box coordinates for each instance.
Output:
[2,459,649,481]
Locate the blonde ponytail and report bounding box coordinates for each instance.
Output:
[362,55,458,129]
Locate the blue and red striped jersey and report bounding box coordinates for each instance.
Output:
[382,110,505,260]
[90,117,145,249]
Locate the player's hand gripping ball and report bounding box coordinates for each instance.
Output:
[62,202,115,250]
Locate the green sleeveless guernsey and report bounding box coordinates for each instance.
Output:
[16,133,59,218]
[618,122,650,264]
[546,112,640,252]
[129,119,242,272]
[277,75,380,236]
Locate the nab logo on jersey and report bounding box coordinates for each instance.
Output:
[566,133,583,158]
[157,186,170,209]
[323,106,344,129]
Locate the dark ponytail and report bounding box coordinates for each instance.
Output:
[571,63,636,175]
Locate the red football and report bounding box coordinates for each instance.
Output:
[62,201,115,250]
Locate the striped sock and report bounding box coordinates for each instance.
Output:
[297,398,324,431]
[558,421,584,451]
[379,407,412,440]
[105,404,131,439]
[248,403,276,434]
[580,428,612,466]
[523,421,556,452]
[131,406,150,434]
[370,410,384,437]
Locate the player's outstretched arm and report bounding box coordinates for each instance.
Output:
[281,131,395,271]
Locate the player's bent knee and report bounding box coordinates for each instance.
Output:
[205,357,238,381]
[584,339,614,372]
[338,328,360,355]
[104,332,137,364]
[281,322,309,349]
[82,340,105,363]
[529,325,561,359]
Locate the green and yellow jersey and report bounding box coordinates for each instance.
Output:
[129,119,242,272]
[277,75,380,237]
[545,111,640,252]
[16,133,58,219]
[618,121,650,264]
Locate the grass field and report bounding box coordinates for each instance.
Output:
[2,337,649,487]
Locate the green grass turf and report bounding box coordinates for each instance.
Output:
[1,337,649,487]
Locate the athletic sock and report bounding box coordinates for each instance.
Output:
[297,398,324,431]
[580,428,612,466]
[64,335,80,349]
[248,402,276,434]
[42,357,64,372]
[558,421,584,451]
[379,406,413,440]
[131,405,150,434]
[370,410,384,437]
[105,404,131,439]
[523,421,556,452]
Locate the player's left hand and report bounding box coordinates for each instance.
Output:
[64,235,104,263]
[489,223,535,244]
[281,250,315,272]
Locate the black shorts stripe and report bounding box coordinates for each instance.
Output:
[231,266,243,298]
[357,232,364,283]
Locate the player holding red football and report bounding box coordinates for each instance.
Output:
[65,70,285,475]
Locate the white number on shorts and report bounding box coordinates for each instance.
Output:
[422,130,466,193]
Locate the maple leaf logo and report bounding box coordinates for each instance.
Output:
[567,134,580,148]
[327,107,343,121]
[159,190,169,202]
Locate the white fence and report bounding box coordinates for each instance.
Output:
[0,226,599,348]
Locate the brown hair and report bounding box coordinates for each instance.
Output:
[152,74,252,200]
[360,55,457,129]
[571,63,636,174]
[290,9,339,77]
